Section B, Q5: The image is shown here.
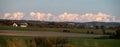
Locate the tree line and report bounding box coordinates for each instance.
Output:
[1,19,120,30]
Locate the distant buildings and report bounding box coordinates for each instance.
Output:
[12,22,28,27]
[13,23,18,27]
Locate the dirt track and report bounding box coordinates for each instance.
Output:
[0,30,109,37]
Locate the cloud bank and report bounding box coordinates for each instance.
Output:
[3,12,24,20]
[30,12,52,21]
[3,12,117,22]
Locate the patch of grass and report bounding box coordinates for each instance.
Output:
[69,37,120,47]
[0,26,64,31]
[0,36,36,47]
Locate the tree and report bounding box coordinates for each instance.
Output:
[101,26,106,34]
[115,29,120,39]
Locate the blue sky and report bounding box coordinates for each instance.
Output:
[0,0,120,22]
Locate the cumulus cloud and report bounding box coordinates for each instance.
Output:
[78,12,116,22]
[3,12,24,20]
[11,12,24,20]
[30,12,52,21]
[3,12,117,22]
[53,12,116,22]
[3,13,11,19]
[54,12,79,22]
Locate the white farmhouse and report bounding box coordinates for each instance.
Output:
[13,23,18,27]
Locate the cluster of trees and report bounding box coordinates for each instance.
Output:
[87,31,94,34]
[0,20,12,26]
[28,22,76,29]
[109,29,120,39]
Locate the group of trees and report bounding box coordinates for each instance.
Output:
[109,29,120,39]
[28,22,76,28]
[0,19,12,26]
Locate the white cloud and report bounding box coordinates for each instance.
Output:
[3,13,11,19]
[55,12,79,22]
[30,12,53,21]
[53,12,116,22]
[3,12,118,22]
[3,12,24,20]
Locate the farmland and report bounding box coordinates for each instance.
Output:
[0,26,116,35]
[0,36,120,47]
[0,25,119,47]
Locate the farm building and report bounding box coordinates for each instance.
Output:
[12,22,28,27]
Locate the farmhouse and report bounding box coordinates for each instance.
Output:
[13,23,18,27]
[12,22,28,27]
[20,23,28,27]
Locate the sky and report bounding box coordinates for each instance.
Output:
[0,0,120,22]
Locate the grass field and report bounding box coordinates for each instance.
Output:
[69,38,120,47]
[0,26,116,35]
[0,36,120,47]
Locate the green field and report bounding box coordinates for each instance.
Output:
[69,38,120,47]
[0,36,120,47]
[0,26,116,34]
